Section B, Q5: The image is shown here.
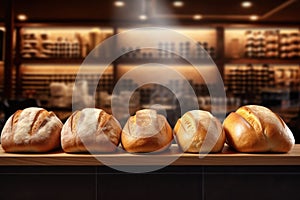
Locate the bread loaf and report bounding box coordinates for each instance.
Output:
[121,109,173,153]
[1,107,62,152]
[174,110,225,153]
[61,108,122,153]
[223,105,295,152]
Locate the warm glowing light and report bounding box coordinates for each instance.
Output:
[249,15,258,21]
[139,14,148,20]
[17,14,27,21]
[193,14,203,20]
[114,1,125,7]
[173,1,184,7]
[241,1,252,8]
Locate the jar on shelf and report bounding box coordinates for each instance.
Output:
[280,33,289,58]
[256,31,266,58]
[245,30,254,58]
[265,31,279,58]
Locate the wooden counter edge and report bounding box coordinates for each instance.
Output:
[0,144,300,166]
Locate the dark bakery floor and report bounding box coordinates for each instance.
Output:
[0,166,300,200]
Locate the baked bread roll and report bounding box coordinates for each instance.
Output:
[174,110,225,153]
[121,109,173,153]
[1,107,62,152]
[223,105,295,153]
[61,108,121,153]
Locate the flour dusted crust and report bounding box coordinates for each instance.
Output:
[174,110,225,153]
[223,105,295,153]
[1,107,63,152]
[121,109,173,153]
[61,108,122,153]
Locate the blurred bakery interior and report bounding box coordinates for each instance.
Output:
[0,0,300,139]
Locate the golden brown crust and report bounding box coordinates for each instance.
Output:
[121,109,173,153]
[61,108,122,153]
[10,110,22,136]
[1,107,63,152]
[174,110,225,153]
[30,110,49,135]
[223,105,295,153]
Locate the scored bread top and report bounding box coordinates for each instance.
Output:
[121,109,173,153]
[236,106,263,135]
[13,108,50,144]
[73,108,120,145]
[126,109,165,138]
[223,105,295,152]
[61,108,122,152]
[1,107,63,152]
[178,110,214,141]
[174,110,225,153]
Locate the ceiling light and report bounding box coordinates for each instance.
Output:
[193,14,203,20]
[17,14,28,21]
[249,15,258,21]
[173,1,184,7]
[241,1,252,8]
[139,14,148,21]
[114,1,125,7]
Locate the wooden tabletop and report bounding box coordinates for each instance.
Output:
[1,144,300,166]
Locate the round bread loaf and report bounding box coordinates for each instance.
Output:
[61,108,122,153]
[174,110,225,153]
[223,105,295,153]
[1,107,63,152]
[121,109,173,153]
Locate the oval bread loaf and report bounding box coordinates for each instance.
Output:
[121,109,173,153]
[174,110,225,153]
[61,108,122,153]
[223,105,295,153]
[1,107,63,152]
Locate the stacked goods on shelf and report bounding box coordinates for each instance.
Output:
[225,28,300,109]
[273,65,300,88]
[225,64,300,105]
[20,28,113,59]
[224,64,274,103]
[117,27,217,60]
[244,29,300,59]
[261,65,300,107]
[20,65,114,108]
[280,32,300,58]
[245,30,266,58]
[116,79,209,107]
[120,41,216,59]
[9,26,300,114]
[265,31,279,58]
[21,32,81,58]
[40,34,80,58]
[21,33,39,58]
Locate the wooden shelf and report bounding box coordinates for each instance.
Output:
[19,57,113,65]
[225,58,300,64]
[19,57,219,66]
[20,58,85,64]
[115,57,218,65]
[1,144,300,166]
